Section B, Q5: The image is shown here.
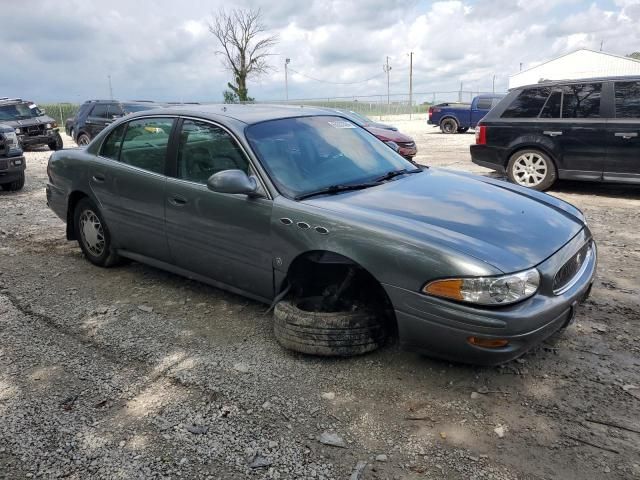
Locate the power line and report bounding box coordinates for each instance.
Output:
[287,67,385,85]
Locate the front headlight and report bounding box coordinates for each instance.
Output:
[45,123,52,129]
[423,268,540,306]
[5,131,18,145]
[15,127,21,135]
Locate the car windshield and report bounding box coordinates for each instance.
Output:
[345,111,372,124]
[122,104,155,113]
[245,115,416,199]
[0,103,42,120]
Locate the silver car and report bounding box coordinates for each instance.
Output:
[46,104,596,365]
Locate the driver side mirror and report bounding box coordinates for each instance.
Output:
[207,169,260,196]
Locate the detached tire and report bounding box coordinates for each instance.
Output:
[440,118,458,134]
[274,297,386,357]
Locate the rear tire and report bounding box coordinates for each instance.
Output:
[3,172,25,191]
[73,197,121,267]
[457,127,469,133]
[440,118,458,134]
[273,297,386,357]
[76,133,91,146]
[507,149,557,191]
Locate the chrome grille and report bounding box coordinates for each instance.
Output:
[553,242,592,294]
[25,124,45,136]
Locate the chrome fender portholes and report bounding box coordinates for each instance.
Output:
[279,218,329,235]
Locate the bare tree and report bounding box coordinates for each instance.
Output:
[210,8,278,102]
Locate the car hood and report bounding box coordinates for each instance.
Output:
[4,115,56,127]
[366,126,413,143]
[304,169,584,272]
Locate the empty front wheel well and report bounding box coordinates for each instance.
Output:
[281,251,397,333]
[66,191,89,240]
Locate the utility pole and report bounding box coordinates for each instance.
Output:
[600,40,604,51]
[458,81,463,102]
[107,75,113,100]
[383,56,392,114]
[285,58,290,101]
[408,52,413,120]
[492,74,496,93]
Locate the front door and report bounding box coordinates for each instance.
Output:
[165,119,273,300]
[604,80,640,183]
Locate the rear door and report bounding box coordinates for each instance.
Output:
[604,80,640,182]
[555,82,607,178]
[85,103,113,138]
[107,116,175,261]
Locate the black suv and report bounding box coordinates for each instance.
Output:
[0,98,63,151]
[471,77,640,190]
[0,123,26,191]
[71,100,160,145]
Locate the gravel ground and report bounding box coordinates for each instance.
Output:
[0,125,639,480]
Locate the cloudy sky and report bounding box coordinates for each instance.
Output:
[2,0,640,104]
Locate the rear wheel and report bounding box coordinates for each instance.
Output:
[273,297,386,357]
[2,172,25,191]
[507,149,557,191]
[76,133,91,146]
[73,197,120,267]
[440,118,458,134]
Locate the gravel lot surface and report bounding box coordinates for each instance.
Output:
[1,123,639,480]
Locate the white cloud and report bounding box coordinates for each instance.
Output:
[0,0,638,103]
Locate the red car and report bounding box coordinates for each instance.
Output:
[329,109,418,160]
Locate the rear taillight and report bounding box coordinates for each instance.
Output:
[428,107,433,119]
[475,125,487,145]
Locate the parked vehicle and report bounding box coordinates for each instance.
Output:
[471,77,640,190]
[0,123,26,191]
[0,98,63,150]
[72,100,160,146]
[330,109,417,159]
[428,95,505,133]
[46,105,595,365]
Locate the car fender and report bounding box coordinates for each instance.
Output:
[506,134,561,167]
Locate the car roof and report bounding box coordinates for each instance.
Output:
[130,103,344,125]
[515,75,640,89]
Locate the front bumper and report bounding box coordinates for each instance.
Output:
[18,130,59,147]
[0,155,26,183]
[386,229,597,365]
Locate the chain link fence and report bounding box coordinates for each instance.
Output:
[39,103,80,126]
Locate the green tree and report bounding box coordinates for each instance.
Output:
[223,90,238,104]
[627,52,640,60]
[210,8,278,102]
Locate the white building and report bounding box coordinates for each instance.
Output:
[508,49,640,89]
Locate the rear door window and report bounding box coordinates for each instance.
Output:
[561,83,602,118]
[119,117,174,175]
[614,81,640,118]
[540,90,562,118]
[501,88,551,118]
[100,123,126,160]
[90,104,109,119]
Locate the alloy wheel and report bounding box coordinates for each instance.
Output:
[512,152,548,187]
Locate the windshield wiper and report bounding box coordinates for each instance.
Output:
[295,182,380,201]
[374,168,422,183]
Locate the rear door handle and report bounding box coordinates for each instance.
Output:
[543,131,563,137]
[91,174,105,183]
[614,132,638,139]
[168,195,188,206]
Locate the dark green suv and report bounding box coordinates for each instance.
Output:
[0,98,63,151]
[0,123,26,191]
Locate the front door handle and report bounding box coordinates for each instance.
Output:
[168,195,188,206]
[91,174,105,183]
[543,131,563,137]
[614,132,638,139]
